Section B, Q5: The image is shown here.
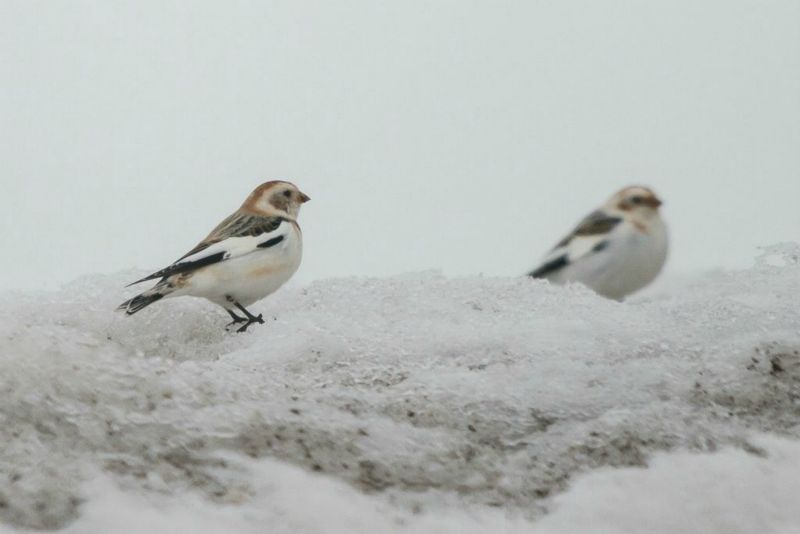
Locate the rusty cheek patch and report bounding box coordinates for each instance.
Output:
[269,193,290,212]
[633,221,649,234]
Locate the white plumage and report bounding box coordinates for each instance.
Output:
[171,220,303,308]
[529,186,668,300]
[118,180,310,332]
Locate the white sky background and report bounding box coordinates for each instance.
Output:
[1,1,798,291]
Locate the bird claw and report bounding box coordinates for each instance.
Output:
[234,314,265,333]
[235,321,253,333]
[224,300,266,333]
[225,318,246,331]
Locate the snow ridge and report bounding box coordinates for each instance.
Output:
[1,244,799,532]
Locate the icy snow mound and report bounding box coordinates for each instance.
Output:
[1,244,799,532]
[48,437,800,534]
[535,434,800,534]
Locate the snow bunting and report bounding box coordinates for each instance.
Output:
[528,186,668,300]
[117,180,310,332]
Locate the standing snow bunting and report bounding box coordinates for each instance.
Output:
[118,180,310,332]
[528,186,668,300]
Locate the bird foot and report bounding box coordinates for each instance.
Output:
[225,316,247,331]
[235,314,264,333]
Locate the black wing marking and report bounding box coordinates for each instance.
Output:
[529,255,569,278]
[127,214,287,286]
[529,210,619,278]
[175,214,287,262]
[257,235,285,249]
[126,251,227,286]
[555,211,622,248]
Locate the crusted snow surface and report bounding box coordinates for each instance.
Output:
[535,434,800,534]
[1,243,799,532]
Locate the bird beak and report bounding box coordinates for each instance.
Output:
[299,192,311,203]
[644,197,662,208]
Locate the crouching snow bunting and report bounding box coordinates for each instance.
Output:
[528,186,668,300]
[117,180,310,332]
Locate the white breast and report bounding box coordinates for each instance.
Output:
[179,224,303,307]
[551,217,668,300]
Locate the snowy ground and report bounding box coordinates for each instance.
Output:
[1,244,799,533]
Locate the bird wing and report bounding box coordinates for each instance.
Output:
[529,210,622,278]
[127,214,290,285]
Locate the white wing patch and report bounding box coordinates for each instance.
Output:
[179,221,291,265]
[551,233,610,265]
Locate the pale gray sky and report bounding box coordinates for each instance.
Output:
[2,0,799,291]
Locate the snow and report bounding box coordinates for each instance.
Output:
[536,435,800,534]
[1,243,799,532]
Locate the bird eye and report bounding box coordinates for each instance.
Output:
[283,191,292,198]
[630,196,643,204]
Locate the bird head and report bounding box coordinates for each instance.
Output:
[607,186,663,218]
[242,180,311,219]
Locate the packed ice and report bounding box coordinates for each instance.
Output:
[1,243,799,532]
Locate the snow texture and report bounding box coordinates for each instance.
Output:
[1,243,799,532]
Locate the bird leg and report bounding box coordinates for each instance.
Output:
[224,298,265,333]
[225,309,247,330]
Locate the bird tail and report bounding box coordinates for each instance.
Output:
[528,256,569,279]
[116,282,172,315]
